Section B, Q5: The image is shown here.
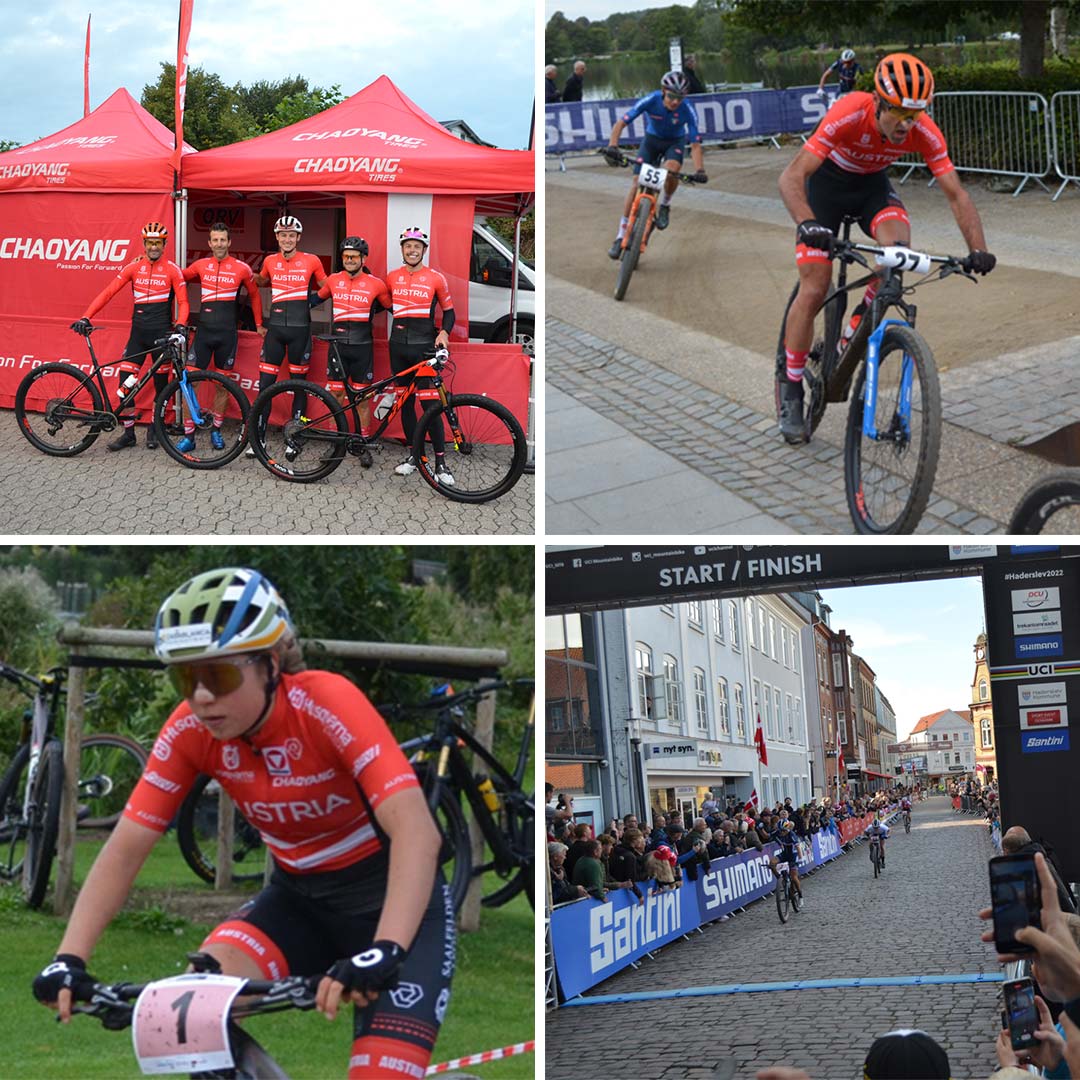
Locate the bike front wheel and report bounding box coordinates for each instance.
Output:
[790,882,802,913]
[481,790,534,910]
[414,765,472,912]
[614,201,649,302]
[249,380,349,482]
[14,362,106,456]
[775,872,790,923]
[23,739,63,908]
[154,371,251,469]
[177,774,266,885]
[412,394,527,503]
[1008,473,1080,534]
[0,743,31,880]
[77,733,149,830]
[844,324,941,534]
[872,846,881,878]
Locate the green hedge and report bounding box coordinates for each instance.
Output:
[855,57,1080,98]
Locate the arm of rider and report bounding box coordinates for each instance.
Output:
[690,142,705,176]
[778,147,826,231]
[935,169,994,272]
[40,817,161,1022]
[316,785,440,1020]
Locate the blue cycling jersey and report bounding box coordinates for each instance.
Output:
[622,90,701,144]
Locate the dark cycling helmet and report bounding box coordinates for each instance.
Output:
[340,236,369,256]
[154,567,294,664]
[399,226,429,247]
[142,222,168,241]
[874,53,934,110]
[840,48,856,63]
[660,70,689,96]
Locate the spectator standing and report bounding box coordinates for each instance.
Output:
[563,61,586,103]
[571,839,607,901]
[563,822,594,880]
[683,55,706,95]
[545,65,561,104]
[548,842,586,905]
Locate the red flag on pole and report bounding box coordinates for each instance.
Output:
[837,728,845,773]
[83,15,91,117]
[743,788,758,814]
[173,0,194,176]
[754,713,768,766]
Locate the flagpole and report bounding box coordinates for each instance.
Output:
[83,15,91,117]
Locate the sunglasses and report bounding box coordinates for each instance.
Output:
[663,91,684,102]
[167,655,263,700]
[886,105,924,122]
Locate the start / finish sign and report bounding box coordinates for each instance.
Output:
[986,557,1080,879]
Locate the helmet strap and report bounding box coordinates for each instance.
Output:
[240,654,280,743]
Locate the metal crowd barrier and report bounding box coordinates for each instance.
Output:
[1050,90,1080,201]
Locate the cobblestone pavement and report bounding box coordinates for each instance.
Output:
[546,797,1005,1079]
[0,414,534,535]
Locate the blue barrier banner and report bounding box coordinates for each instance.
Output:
[545,86,831,154]
[812,827,842,864]
[697,844,780,924]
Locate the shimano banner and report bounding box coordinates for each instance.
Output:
[545,86,833,154]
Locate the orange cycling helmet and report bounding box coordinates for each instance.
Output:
[142,222,168,241]
[875,53,934,110]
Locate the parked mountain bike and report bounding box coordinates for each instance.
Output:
[176,774,267,886]
[869,834,883,878]
[14,327,250,469]
[775,215,981,533]
[598,148,705,301]
[71,951,323,1079]
[247,342,527,503]
[1008,472,1080,534]
[774,857,801,923]
[0,662,148,908]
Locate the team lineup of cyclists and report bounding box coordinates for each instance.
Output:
[68,216,458,484]
[593,50,998,444]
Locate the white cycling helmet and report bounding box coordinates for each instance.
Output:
[274,215,303,234]
[660,70,689,96]
[399,226,429,247]
[841,49,856,62]
[154,567,294,664]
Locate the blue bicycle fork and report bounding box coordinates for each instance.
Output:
[861,318,914,441]
[177,369,206,427]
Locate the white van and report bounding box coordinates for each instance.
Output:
[469,221,534,351]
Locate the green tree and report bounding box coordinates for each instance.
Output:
[0,139,20,152]
[237,77,312,131]
[266,84,344,132]
[444,548,534,602]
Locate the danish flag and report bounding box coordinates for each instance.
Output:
[754,713,768,765]
[743,788,759,814]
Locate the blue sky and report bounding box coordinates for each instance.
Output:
[820,576,987,741]
[1,1,535,150]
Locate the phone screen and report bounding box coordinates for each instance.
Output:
[1005,980,1038,1048]
[989,856,1041,953]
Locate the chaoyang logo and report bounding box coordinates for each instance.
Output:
[292,127,425,148]
[0,237,130,262]
[293,156,400,178]
[0,162,70,181]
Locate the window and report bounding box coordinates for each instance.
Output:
[634,642,654,722]
[693,667,708,733]
[795,698,804,743]
[762,776,771,806]
[979,679,988,701]
[745,599,756,648]
[768,615,777,659]
[545,613,603,758]
[734,684,746,739]
[832,653,844,688]
[758,605,767,652]
[981,716,994,748]
[687,600,702,629]
[793,636,800,674]
[838,710,847,744]
[712,600,724,641]
[780,627,789,668]
[660,602,674,618]
[762,683,773,739]
[663,654,683,727]
[774,688,783,741]
[717,677,730,736]
[964,731,971,742]
[752,679,762,738]
[728,601,741,650]
[786,693,794,740]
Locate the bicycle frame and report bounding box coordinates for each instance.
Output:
[0,666,62,817]
[861,316,916,441]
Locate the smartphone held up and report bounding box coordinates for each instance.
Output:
[989,853,1042,954]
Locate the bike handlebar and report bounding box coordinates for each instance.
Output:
[378,677,534,722]
[597,147,705,183]
[831,238,977,279]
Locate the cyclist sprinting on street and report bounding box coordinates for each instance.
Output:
[866,812,890,868]
[32,567,455,1080]
[817,48,863,97]
[776,53,997,441]
[768,818,804,904]
[178,223,265,453]
[601,70,707,257]
[70,222,189,452]
[312,236,391,432]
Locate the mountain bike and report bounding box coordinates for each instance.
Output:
[0,663,148,908]
[869,835,883,878]
[385,679,534,913]
[773,857,801,923]
[903,809,912,834]
[1008,473,1080,533]
[14,326,250,469]
[176,774,267,886]
[598,147,705,301]
[71,951,323,1079]
[775,215,980,533]
[247,342,527,503]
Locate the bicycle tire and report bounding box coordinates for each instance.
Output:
[790,882,802,913]
[872,845,880,879]
[23,739,63,908]
[14,362,106,456]
[775,871,790,923]
[614,201,648,302]
[481,790,534,910]
[844,323,941,534]
[153,371,251,470]
[249,379,349,482]
[0,742,31,879]
[412,394,528,503]
[1008,473,1080,534]
[904,816,911,834]
[412,765,473,912]
[774,284,842,442]
[177,773,266,885]
[76,733,148,830]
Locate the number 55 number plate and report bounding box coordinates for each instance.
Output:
[133,973,245,1075]
[639,163,666,189]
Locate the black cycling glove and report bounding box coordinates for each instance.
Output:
[965,250,996,275]
[172,323,189,336]
[600,146,622,166]
[796,219,834,253]
[33,954,96,1005]
[70,318,92,336]
[692,171,708,184]
[326,941,405,996]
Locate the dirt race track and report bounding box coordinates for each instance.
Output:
[546,145,1080,534]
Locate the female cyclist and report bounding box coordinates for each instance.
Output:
[32,566,455,1079]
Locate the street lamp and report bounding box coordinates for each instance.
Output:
[625,716,648,824]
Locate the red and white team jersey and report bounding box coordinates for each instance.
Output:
[318,271,391,325]
[124,670,420,874]
[805,92,954,178]
[257,251,326,327]
[183,256,263,329]
[384,265,453,322]
[82,255,190,328]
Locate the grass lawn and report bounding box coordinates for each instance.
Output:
[2,830,534,1078]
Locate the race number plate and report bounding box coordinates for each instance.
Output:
[775,861,789,872]
[132,973,245,1075]
[639,163,666,190]
[876,246,931,274]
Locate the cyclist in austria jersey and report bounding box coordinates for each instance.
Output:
[33,568,454,1080]
[178,222,265,453]
[776,53,996,441]
[70,221,190,452]
[602,70,707,257]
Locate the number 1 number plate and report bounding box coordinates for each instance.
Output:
[639,163,666,189]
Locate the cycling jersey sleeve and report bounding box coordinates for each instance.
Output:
[680,101,702,143]
[911,115,955,177]
[622,90,660,125]
[181,260,202,283]
[239,261,264,327]
[166,260,191,324]
[81,261,137,319]
[317,281,332,299]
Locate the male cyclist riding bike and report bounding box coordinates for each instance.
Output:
[776,52,996,442]
[601,70,707,257]
[866,812,890,868]
[768,818,804,904]
[818,48,863,97]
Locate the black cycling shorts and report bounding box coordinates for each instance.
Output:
[122,326,168,368]
[389,340,434,389]
[332,342,374,385]
[634,133,684,175]
[806,159,908,239]
[262,324,312,372]
[208,862,455,1052]
[192,327,238,371]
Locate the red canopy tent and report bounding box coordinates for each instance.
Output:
[0,89,193,406]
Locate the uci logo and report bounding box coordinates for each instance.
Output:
[1027,663,1055,675]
